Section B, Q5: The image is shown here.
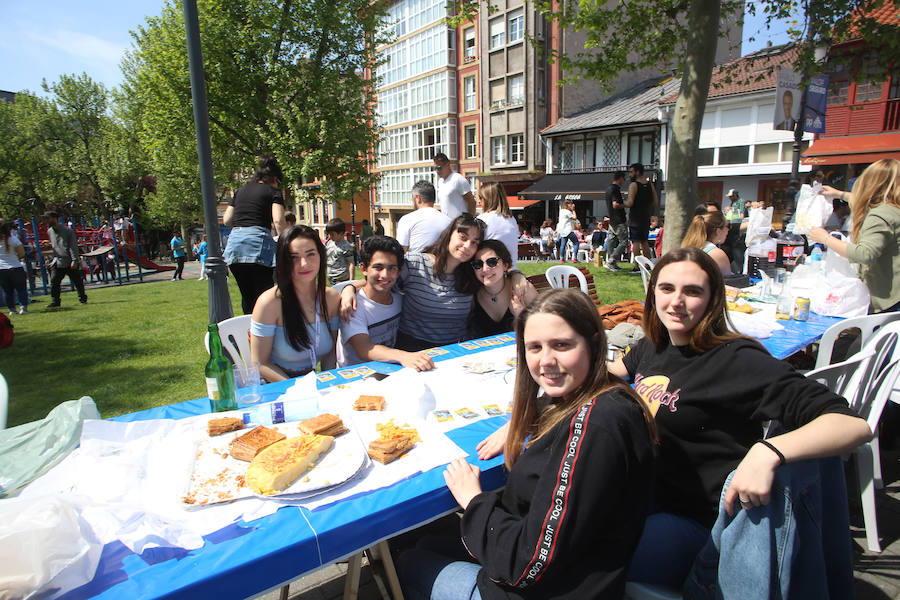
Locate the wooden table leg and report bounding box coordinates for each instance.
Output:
[343,553,363,600]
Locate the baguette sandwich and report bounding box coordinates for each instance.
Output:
[299,413,348,437]
[246,434,335,495]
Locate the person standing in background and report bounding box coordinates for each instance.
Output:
[196,234,209,280]
[223,154,287,314]
[556,199,579,263]
[170,231,186,281]
[625,163,658,267]
[43,211,87,308]
[476,182,520,264]
[325,218,356,285]
[374,218,385,236]
[433,152,475,219]
[0,220,29,314]
[396,181,451,252]
[605,171,628,271]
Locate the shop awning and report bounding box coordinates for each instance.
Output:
[801,132,900,165]
[519,172,615,202]
[508,196,541,210]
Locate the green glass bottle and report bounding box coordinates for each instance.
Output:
[205,323,237,412]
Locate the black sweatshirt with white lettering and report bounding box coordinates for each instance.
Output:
[461,388,655,600]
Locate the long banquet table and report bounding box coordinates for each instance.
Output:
[57,311,840,599]
[62,338,514,600]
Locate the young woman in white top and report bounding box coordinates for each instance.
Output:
[0,220,28,314]
[251,225,341,381]
[681,210,731,274]
[539,219,556,258]
[477,183,520,265]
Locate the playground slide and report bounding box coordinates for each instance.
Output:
[121,246,176,272]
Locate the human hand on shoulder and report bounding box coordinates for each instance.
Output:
[444,458,482,509]
[339,284,358,321]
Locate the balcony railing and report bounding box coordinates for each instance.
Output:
[552,164,660,175]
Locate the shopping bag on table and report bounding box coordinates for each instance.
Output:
[745,207,774,246]
[810,265,870,319]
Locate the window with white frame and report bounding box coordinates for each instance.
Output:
[407,0,446,33]
[490,79,506,109]
[601,135,619,167]
[411,119,457,162]
[464,28,476,60]
[491,136,506,164]
[465,125,478,159]
[407,25,452,79]
[507,74,524,106]
[855,81,882,103]
[408,71,455,121]
[489,17,505,50]
[377,43,408,87]
[466,174,477,195]
[509,134,524,163]
[377,126,411,168]
[376,85,409,127]
[377,166,437,207]
[507,9,524,43]
[464,76,477,111]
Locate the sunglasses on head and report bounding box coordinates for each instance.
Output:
[472,257,501,270]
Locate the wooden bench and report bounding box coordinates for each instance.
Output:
[518,242,538,261]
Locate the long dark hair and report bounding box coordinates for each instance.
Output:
[0,221,12,253]
[642,247,745,352]
[456,238,512,295]
[423,213,484,282]
[254,154,283,185]
[505,289,657,469]
[275,225,328,351]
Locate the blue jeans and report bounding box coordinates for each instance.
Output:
[398,537,482,600]
[684,457,854,600]
[224,226,276,267]
[627,511,710,588]
[557,232,578,260]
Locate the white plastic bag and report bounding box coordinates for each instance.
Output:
[793,184,833,234]
[745,207,774,246]
[811,275,870,318]
[0,495,101,600]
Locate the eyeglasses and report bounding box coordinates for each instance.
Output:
[433,163,446,171]
[472,257,501,270]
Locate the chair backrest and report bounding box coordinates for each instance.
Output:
[814,312,900,369]
[545,265,589,295]
[0,373,7,429]
[204,315,252,367]
[858,355,900,431]
[634,255,654,294]
[805,348,876,406]
[833,321,900,414]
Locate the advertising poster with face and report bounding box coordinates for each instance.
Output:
[774,66,801,131]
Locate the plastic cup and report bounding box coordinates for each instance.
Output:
[233,363,262,406]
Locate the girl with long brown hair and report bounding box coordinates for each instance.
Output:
[809,158,900,313]
[399,288,657,599]
[681,210,731,274]
[477,182,520,264]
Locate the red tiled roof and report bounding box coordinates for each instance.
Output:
[660,45,799,104]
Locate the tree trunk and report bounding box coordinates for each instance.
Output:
[662,0,721,254]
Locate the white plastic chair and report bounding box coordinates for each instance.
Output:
[852,354,900,552]
[204,315,252,367]
[0,373,7,429]
[814,312,900,369]
[634,255,654,294]
[545,265,589,295]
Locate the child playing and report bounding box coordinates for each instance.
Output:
[324,218,355,285]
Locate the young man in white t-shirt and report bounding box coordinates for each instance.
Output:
[433,152,475,220]
[396,180,451,252]
[337,236,436,370]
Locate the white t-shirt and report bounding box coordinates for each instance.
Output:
[396,207,451,252]
[337,287,402,367]
[0,235,24,270]
[478,212,520,265]
[437,171,471,220]
[556,208,576,236]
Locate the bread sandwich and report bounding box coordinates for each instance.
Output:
[246,434,335,495]
[367,420,420,464]
[207,417,244,436]
[229,426,286,462]
[299,413,348,437]
[353,395,386,411]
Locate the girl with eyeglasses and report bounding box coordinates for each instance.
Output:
[465,239,537,339]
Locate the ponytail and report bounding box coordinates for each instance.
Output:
[681,215,708,248]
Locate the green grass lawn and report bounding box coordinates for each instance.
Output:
[2,259,644,427]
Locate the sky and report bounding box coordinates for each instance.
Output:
[0,1,799,95]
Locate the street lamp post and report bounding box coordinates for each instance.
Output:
[182,0,233,324]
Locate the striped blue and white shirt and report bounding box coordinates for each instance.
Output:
[398,252,473,345]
